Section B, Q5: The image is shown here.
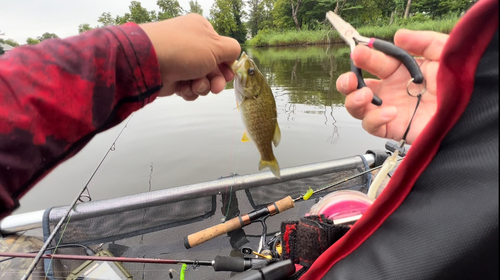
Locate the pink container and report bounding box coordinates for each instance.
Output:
[308,190,374,220]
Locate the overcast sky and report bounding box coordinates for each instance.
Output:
[0,0,214,44]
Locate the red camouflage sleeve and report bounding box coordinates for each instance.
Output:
[0,23,162,219]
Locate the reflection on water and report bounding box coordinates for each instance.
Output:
[229,45,353,107]
[16,45,386,214]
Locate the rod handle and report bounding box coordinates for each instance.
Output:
[273,196,295,213]
[184,215,246,249]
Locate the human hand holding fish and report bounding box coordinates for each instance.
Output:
[140,13,241,101]
[336,30,449,144]
[142,15,282,178]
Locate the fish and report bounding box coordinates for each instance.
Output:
[232,52,281,179]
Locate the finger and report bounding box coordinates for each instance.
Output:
[207,68,227,94]
[344,87,374,120]
[352,45,402,80]
[213,36,241,64]
[394,29,449,61]
[191,77,210,96]
[337,72,382,97]
[361,106,398,138]
[418,59,440,94]
[220,63,235,82]
[336,72,358,95]
[178,83,199,101]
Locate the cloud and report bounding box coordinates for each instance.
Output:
[0,0,214,44]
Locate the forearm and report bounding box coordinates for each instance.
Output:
[0,23,162,219]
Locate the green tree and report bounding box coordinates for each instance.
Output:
[150,10,158,21]
[247,0,274,36]
[298,0,337,29]
[37,32,59,42]
[327,0,377,27]
[129,1,153,23]
[272,0,295,30]
[78,23,94,33]
[115,14,131,25]
[0,45,4,55]
[412,0,472,18]
[210,0,247,43]
[98,12,116,26]
[188,0,204,15]
[0,38,19,47]
[26,38,41,45]
[157,0,184,20]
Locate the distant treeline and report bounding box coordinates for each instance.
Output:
[248,14,459,46]
[1,0,476,47]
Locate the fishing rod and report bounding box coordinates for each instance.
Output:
[184,163,389,249]
[1,252,270,272]
[21,115,135,280]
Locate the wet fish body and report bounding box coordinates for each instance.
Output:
[232,52,281,178]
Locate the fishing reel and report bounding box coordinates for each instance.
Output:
[240,231,282,260]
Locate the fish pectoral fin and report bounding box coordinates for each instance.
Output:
[236,98,248,110]
[259,158,281,179]
[273,122,281,147]
[241,131,251,142]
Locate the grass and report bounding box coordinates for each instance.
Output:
[247,16,460,47]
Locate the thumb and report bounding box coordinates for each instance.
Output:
[214,36,241,64]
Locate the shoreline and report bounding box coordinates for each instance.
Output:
[246,17,459,47]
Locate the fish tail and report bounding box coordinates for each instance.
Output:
[259,158,281,179]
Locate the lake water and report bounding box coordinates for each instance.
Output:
[15,44,387,214]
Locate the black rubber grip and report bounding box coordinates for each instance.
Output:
[351,61,383,106]
[183,237,191,249]
[351,60,367,89]
[372,39,424,84]
[228,259,296,280]
[213,256,250,272]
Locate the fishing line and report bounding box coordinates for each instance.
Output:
[21,114,135,280]
[294,160,402,202]
[44,213,73,280]
[402,59,427,146]
[224,103,243,219]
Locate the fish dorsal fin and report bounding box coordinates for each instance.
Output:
[273,122,281,147]
[242,131,251,142]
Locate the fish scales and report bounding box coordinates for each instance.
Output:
[240,85,277,162]
[232,52,281,178]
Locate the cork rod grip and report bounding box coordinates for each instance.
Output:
[273,196,295,214]
[184,216,245,249]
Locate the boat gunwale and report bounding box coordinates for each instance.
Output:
[1,154,374,234]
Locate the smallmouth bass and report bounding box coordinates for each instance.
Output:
[232,52,281,178]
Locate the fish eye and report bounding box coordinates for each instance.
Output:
[248,68,255,75]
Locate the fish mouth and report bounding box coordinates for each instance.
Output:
[231,52,249,77]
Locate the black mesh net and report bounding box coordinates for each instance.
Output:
[42,156,371,280]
